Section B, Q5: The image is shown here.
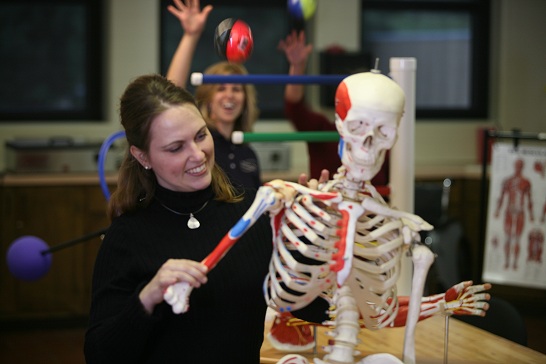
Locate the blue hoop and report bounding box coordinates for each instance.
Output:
[98,130,126,201]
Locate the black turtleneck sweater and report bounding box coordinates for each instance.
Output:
[84,185,273,364]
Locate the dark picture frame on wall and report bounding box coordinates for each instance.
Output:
[0,0,103,122]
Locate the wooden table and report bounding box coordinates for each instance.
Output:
[260,315,546,363]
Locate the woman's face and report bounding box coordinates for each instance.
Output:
[208,83,245,126]
[131,104,214,192]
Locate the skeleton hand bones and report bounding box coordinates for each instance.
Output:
[402,280,492,321]
[442,280,492,316]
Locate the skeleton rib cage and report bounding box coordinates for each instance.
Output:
[263,178,407,332]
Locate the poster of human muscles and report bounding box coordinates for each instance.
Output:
[483,142,546,289]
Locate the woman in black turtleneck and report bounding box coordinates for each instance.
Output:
[84,74,277,363]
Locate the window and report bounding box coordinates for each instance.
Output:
[160,0,294,118]
[0,0,103,121]
[361,0,490,119]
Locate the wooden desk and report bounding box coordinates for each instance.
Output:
[260,315,546,363]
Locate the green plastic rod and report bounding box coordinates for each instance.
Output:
[231,131,339,144]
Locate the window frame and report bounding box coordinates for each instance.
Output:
[0,0,104,122]
[361,0,491,119]
[159,0,295,119]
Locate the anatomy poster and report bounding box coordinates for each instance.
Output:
[483,142,546,289]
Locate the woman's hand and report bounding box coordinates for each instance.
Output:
[139,258,208,314]
[298,169,329,190]
[167,0,213,37]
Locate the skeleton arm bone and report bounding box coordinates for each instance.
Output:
[164,184,281,314]
[389,281,492,326]
[318,281,493,328]
[403,245,434,364]
[322,281,491,324]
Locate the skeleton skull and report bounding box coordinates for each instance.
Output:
[335,71,405,182]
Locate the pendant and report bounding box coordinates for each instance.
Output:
[187,214,200,229]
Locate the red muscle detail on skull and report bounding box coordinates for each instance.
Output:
[334,81,350,121]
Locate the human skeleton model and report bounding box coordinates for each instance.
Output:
[164,71,491,364]
[494,159,534,270]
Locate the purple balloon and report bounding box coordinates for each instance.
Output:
[6,236,52,281]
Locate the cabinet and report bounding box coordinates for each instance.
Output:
[0,177,113,323]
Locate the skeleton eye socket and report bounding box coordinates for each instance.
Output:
[346,119,369,135]
[377,125,395,140]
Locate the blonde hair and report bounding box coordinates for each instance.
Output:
[108,74,242,221]
[194,61,259,133]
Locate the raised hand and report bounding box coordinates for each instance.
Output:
[278,30,313,72]
[167,0,213,37]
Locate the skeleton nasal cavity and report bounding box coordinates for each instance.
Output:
[362,131,373,149]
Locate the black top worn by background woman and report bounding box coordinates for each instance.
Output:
[212,130,261,190]
[84,185,273,364]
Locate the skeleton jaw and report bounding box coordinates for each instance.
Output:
[341,144,386,182]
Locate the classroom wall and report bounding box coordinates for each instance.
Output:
[0,0,544,173]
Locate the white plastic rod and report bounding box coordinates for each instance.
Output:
[389,57,417,296]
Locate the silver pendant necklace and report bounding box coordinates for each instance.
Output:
[157,199,210,229]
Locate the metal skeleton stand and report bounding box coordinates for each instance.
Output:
[444,316,450,364]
